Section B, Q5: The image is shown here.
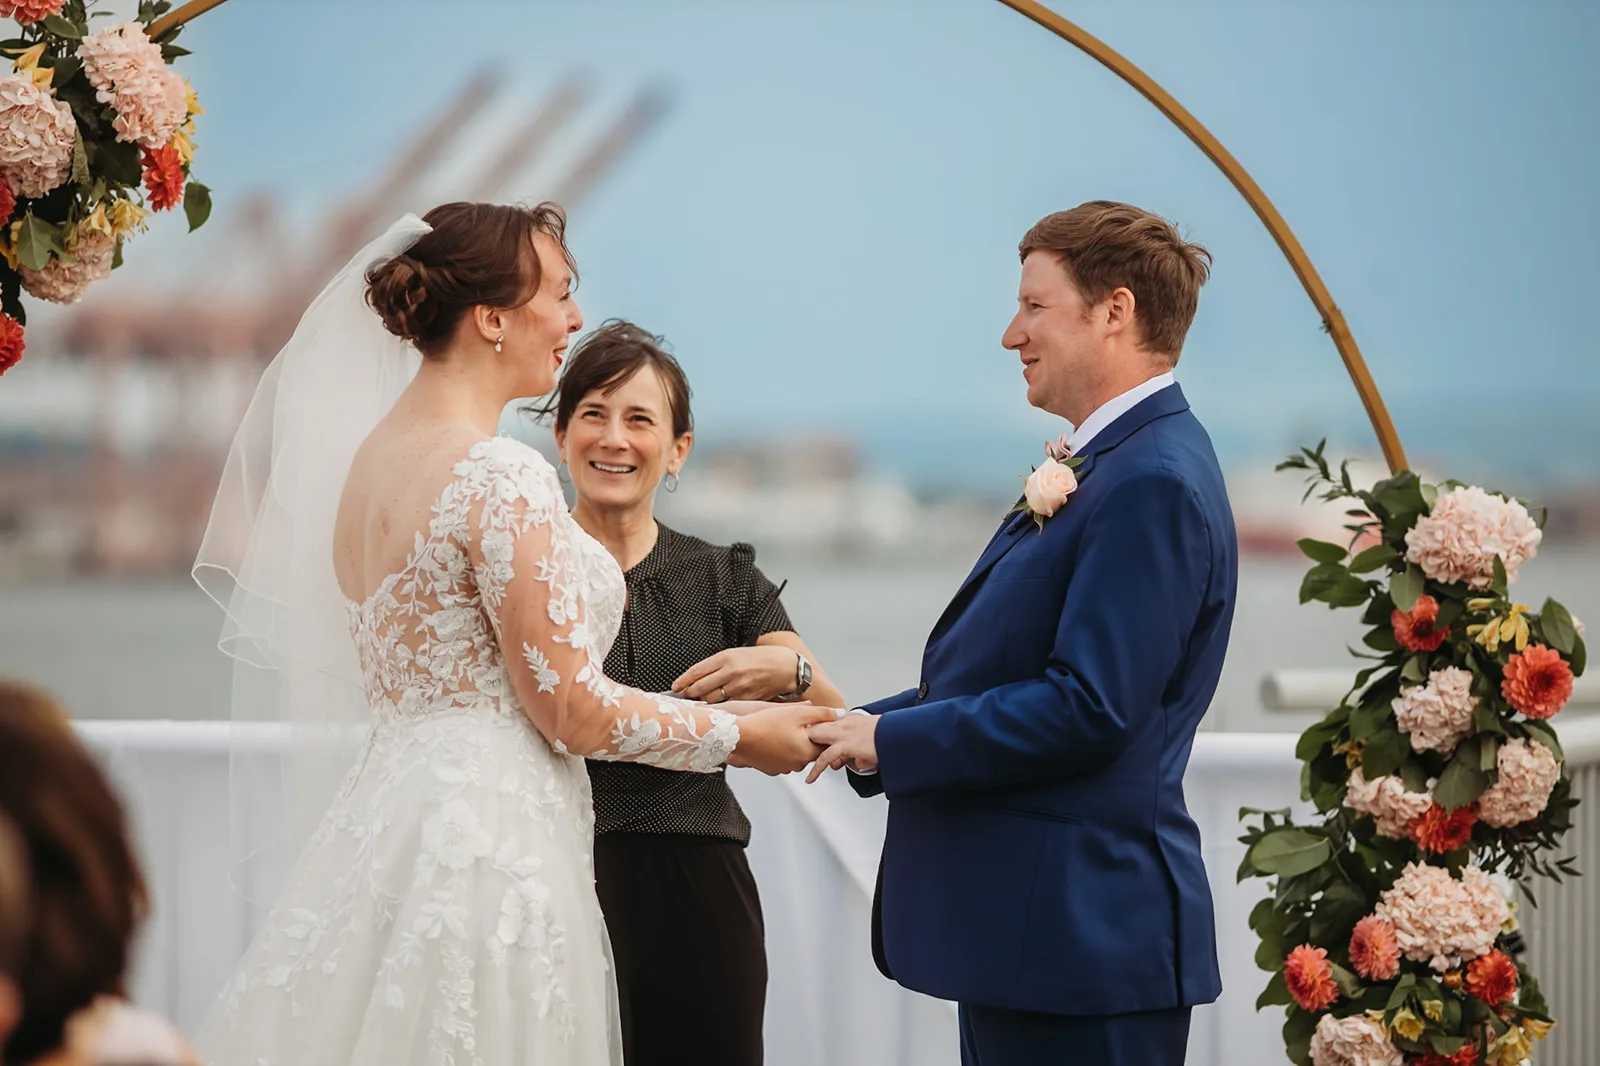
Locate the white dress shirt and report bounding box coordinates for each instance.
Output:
[1064,371,1176,455]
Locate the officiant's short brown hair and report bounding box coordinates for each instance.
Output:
[1020,202,1211,360]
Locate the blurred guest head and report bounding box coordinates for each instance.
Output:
[1003,201,1210,424]
[0,813,27,1051]
[543,320,695,519]
[0,683,148,1066]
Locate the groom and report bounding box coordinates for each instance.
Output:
[808,201,1237,1066]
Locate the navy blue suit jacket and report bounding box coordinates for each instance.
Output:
[850,384,1236,1016]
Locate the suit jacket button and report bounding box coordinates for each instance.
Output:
[916,681,929,700]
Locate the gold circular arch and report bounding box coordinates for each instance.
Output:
[149,0,1407,472]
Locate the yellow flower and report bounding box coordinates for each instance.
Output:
[12,42,51,90]
[1522,1017,1555,1041]
[1421,999,1444,1023]
[1468,597,1500,612]
[171,123,195,166]
[1501,899,1520,934]
[81,202,111,236]
[0,218,21,270]
[1391,1008,1425,1041]
[1472,603,1532,653]
[1490,1025,1533,1066]
[184,80,204,116]
[109,199,148,238]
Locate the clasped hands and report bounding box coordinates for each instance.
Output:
[719,700,877,782]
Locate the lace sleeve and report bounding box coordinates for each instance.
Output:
[460,441,738,772]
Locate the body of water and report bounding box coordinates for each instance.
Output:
[5,542,1596,734]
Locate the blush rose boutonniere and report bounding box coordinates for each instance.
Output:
[1015,434,1084,531]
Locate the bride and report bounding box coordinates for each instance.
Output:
[190,202,831,1066]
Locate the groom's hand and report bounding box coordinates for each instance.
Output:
[805,713,878,783]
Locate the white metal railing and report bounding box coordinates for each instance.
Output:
[67,702,1598,1066]
[1261,669,1600,1066]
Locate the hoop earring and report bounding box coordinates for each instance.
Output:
[494,334,504,353]
[557,460,571,484]
[663,472,679,493]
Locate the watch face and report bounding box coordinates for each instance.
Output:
[798,657,813,689]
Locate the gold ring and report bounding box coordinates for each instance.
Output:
[719,686,727,703]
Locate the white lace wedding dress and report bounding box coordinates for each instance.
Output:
[195,437,739,1066]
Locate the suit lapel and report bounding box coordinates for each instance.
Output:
[926,385,1190,643]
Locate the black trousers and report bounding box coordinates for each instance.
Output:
[594,834,767,1066]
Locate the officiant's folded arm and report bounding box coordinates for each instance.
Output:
[874,471,1212,799]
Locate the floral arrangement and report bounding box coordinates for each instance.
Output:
[0,0,209,377]
[1239,442,1585,1066]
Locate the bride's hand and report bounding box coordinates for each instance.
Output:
[727,704,836,776]
[718,699,785,717]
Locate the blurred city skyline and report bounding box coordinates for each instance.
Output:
[6,0,1598,499]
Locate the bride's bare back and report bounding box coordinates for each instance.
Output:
[332,415,486,607]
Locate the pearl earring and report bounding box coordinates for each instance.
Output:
[494,335,504,353]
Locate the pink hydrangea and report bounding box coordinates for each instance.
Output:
[0,0,66,25]
[1374,862,1509,972]
[80,23,186,151]
[1309,1013,1404,1066]
[0,75,76,199]
[1405,485,1541,590]
[1343,767,1432,838]
[21,225,114,304]
[1392,666,1478,755]
[1477,737,1561,828]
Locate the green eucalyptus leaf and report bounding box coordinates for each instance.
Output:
[1298,538,1349,565]
[42,14,84,38]
[1434,740,1489,810]
[1401,654,1426,683]
[1539,599,1578,655]
[1256,970,1292,1010]
[1348,544,1401,574]
[1390,566,1425,612]
[183,181,212,232]
[1473,701,1505,735]
[1362,725,1409,779]
[1480,734,1500,773]
[14,213,61,272]
[1520,720,1564,761]
[1328,963,1363,999]
[1398,758,1430,793]
[1349,700,1391,742]
[1249,829,1333,878]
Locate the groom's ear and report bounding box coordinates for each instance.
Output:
[1102,286,1137,337]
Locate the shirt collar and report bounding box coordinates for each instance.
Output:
[1065,372,1176,455]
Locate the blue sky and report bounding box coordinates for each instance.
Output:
[140,0,1600,493]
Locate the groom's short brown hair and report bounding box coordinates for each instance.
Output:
[1020,201,1211,361]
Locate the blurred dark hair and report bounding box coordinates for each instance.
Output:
[0,813,26,979]
[526,319,693,438]
[365,200,577,358]
[0,682,148,1066]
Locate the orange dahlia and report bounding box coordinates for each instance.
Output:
[1465,949,1517,1005]
[1413,1046,1479,1066]
[1394,594,1451,652]
[1284,944,1340,1012]
[1501,644,1573,719]
[1411,802,1478,853]
[0,312,22,377]
[1348,915,1401,981]
[142,144,185,212]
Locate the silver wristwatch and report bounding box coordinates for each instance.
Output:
[775,652,813,701]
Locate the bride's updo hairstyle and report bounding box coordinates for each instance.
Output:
[365,201,577,358]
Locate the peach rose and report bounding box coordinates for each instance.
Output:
[1023,458,1077,519]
